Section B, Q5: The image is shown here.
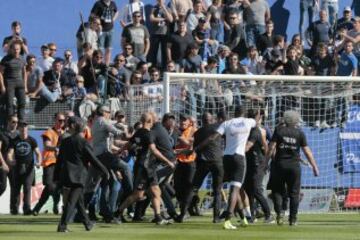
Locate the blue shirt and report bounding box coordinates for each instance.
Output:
[337,52,358,76]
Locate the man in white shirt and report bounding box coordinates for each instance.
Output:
[37,45,54,72]
[191,105,256,230]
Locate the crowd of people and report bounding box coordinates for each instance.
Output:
[0,105,319,232]
[0,0,356,233]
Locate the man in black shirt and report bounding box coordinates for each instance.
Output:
[2,21,29,56]
[265,111,319,226]
[191,112,224,223]
[91,0,119,65]
[167,21,194,65]
[256,20,275,56]
[0,40,27,121]
[55,117,109,232]
[116,112,175,225]
[244,109,272,223]
[7,121,41,215]
[224,11,247,59]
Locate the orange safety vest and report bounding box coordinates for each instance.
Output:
[175,126,196,163]
[41,128,60,167]
[83,126,92,142]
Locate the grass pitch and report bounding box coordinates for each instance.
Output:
[0,213,359,240]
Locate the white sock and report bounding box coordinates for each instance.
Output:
[243,207,252,218]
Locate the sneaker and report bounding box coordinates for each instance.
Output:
[57,225,70,233]
[84,221,95,231]
[264,216,275,224]
[276,214,284,226]
[104,217,122,224]
[320,121,330,129]
[241,217,249,227]
[156,219,172,225]
[289,220,298,226]
[223,220,237,230]
[314,120,320,128]
[32,209,39,216]
[213,217,222,223]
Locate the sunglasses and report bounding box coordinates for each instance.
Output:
[50,48,57,51]
[58,119,66,122]
[134,15,142,18]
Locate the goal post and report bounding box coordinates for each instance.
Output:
[162,72,360,212]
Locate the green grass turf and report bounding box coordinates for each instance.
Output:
[0,213,360,240]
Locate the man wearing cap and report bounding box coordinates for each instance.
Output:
[337,7,355,31]
[174,113,197,222]
[7,121,41,215]
[265,110,319,226]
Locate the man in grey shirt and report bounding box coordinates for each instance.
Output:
[243,0,271,47]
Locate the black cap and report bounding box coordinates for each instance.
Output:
[199,17,206,23]
[18,120,28,127]
[41,44,49,50]
[162,113,175,122]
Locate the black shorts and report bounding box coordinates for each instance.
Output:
[133,163,158,191]
[223,154,246,186]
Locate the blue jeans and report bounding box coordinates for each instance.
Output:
[40,87,60,103]
[210,23,224,43]
[299,0,316,39]
[245,24,266,48]
[322,1,338,26]
[99,30,114,50]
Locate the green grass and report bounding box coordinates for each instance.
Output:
[0,214,360,240]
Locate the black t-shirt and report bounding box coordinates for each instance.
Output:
[308,20,332,46]
[80,61,107,89]
[0,131,18,156]
[193,124,222,162]
[246,127,265,169]
[129,128,154,166]
[283,59,299,75]
[168,32,194,62]
[2,35,28,56]
[91,0,117,32]
[0,54,25,84]
[271,125,307,164]
[10,136,37,165]
[151,122,175,162]
[43,70,69,90]
[256,33,274,55]
[311,55,335,76]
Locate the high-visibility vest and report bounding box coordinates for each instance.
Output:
[175,126,196,163]
[41,128,60,167]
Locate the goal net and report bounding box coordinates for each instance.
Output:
[161,72,360,213]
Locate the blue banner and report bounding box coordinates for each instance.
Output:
[341,105,360,173]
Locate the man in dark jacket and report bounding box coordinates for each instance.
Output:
[55,117,109,232]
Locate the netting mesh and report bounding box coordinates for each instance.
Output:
[165,74,360,212]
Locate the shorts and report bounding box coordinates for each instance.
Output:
[99,30,114,50]
[133,163,158,191]
[223,154,246,186]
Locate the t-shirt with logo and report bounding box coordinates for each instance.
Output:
[122,24,150,57]
[91,0,118,32]
[10,136,37,165]
[271,125,307,164]
[129,128,154,167]
[217,117,256,156]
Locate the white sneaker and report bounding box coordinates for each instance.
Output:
[223,220,237,230]
[315,120,320,128]
[320,121,330,129]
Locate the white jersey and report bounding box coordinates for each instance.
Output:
[217,117,256,156]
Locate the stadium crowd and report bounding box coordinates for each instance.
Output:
[0,0,357,232]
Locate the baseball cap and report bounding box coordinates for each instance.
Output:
[41,44,49,50]
[344,6,351,12]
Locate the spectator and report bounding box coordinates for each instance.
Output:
[71,75,87,99]
[123,42,140,72]
[84,16,102,52]
[25,54,43,98]
[224,10,247,59]
[180,43,205,73]
[148,0,173,67]
[337,6,355,31]
[121,11,150,62]
[108,54,131,98]
[75,16,93,59]
[257,20,275,56]
[2,21,29,56]
[7,121,41,215]
[167,21,194,65]
[38,45,54,72]
[341,17,360,72]
[205,56,219,74]
[223,52,246,74]
[80,50,107,96]
[40,58,65,103]
[136,61,151,83]
[321,0,338,27]
[48,43,57,58]
[187,0,206,32]
[264,48,284,75]
[206,0,224,42]
[170,0,193,22]
[166,60,177,72]
[242,0,271,48]
[120,0,146,28]
[283,46,304,75]
[193,17,218,63]
[240,46,264,75]
[215,44,231,74]
[306,10,333,56]
[299,0,319,40]
[63,49,79,75]
[91,0,119,65]
[310,43,336,76]
[0,40,27,121]
[143,67,163,100]
[337,41,358,77]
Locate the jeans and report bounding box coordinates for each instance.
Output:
[40,87,60,103]
[299,0,316,39]
[245,24,266,48]
[148,34,168,68]
[210,23,224,43]
[5,81,26,121]
[322,0,338,27]
[99,30,114,50]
